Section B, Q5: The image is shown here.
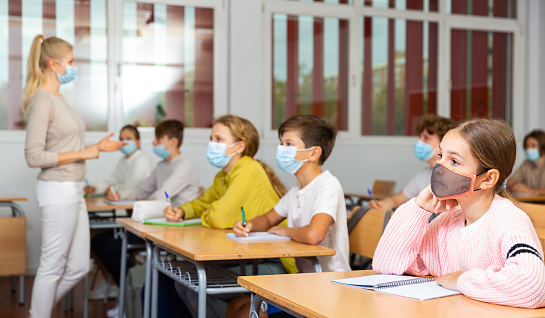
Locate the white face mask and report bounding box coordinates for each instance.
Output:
[275,145,314,174]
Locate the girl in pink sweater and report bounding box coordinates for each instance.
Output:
[373,118,545,308]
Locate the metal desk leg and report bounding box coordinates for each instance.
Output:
[249,294,265,318]
[83,275,88,318]
[118,229,128,318]
[19,275,24,305]
[151,246,160,318]
[306,257,322,273]
[195,261,207,318]
[143,240,153,318]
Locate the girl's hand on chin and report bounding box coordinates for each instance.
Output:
[414,185,458,214]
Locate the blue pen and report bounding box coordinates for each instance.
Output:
[367,188,375,200]
[164,191,176,209]
[84,178,90,188]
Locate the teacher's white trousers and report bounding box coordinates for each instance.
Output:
[29,180,89,318]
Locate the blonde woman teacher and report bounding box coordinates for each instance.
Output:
[23,35,124,318]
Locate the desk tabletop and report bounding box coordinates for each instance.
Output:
[0,195,28,202]
[513,193,545,203]
[115,217,208,237]
[145,230,335,261]
[85,197,133,211]
[238,270,545,318]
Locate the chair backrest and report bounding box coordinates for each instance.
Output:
[521,203,545,229]
[521,203,545,256]
[349,205,393,259]
[372,180,396,199]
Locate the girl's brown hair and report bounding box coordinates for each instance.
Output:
[213,115,287,197]
[23,35,73,113]
[451,117,516,199]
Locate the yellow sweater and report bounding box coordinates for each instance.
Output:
[181,156,279,229]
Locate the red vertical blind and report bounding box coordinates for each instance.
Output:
[193,8,214,128]
[272,14,348,130]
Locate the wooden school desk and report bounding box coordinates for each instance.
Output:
[145,229,335,318]
[115,218,207,318]
[0,195,27,305]
[239,270,545,318]
[513,193,545,203]
[85,197,134,230]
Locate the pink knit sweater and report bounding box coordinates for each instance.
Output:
[373,195,545,308]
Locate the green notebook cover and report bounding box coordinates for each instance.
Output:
[143,217,202,227]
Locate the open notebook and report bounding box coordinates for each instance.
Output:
[226,232,291,242]
[332,274,461,300]
[106,200,137,206]
[143,217,202,227]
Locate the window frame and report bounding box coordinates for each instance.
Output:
[261,0,526,145]
[0,0,228,144]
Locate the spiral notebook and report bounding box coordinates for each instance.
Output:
[143,217,202,227]
[332,274,461,300]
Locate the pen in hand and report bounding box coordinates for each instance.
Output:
[165,191,181,222]
[109,184,119,200]
[367,188,375,200]
[240,206,248,237]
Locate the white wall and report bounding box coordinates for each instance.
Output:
[1,0,544,274]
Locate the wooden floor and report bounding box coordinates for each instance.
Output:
[0,275,117,318]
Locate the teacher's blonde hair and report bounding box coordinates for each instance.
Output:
[22,35,73,113]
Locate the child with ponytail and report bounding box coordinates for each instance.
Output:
[23,35,124,317]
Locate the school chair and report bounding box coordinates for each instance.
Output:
[347,205,394,269]
[521,202,545,256]
[371,180,396,199]
[0,202,26,305]
[345,180,396,210]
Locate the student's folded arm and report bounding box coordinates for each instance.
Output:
[249,210,284,232]
[181,176,221,219]
[286,213,333,245]
[200,172,256,229]
[372,199,433,276]
[457,233,545,309]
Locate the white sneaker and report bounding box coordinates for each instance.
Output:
[88,279,119,300]
[106,304,119,318]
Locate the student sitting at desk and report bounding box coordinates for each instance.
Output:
[96,119,199,317]
[373,118,545,309]
[369,114,453,211]
[507,129,545,195]
[84,124,152,196]
[162,114,291,318]
[229,115,350,318]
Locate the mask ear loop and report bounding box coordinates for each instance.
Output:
[473,169,491,192]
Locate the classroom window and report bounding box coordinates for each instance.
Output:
[289,0,353,4]
[447,0,516,18]
[450,29,512,121]
[271,14,349,130]
[361,17,438,136]
[362,0,439,12]
[122,2,214,128]
[0,0,108,131]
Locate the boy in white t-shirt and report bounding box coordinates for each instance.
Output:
[228,115,350,318]
[233,115,350,273]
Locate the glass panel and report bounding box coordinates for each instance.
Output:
[447,0,516,19]
[450,29,512,122]
[0,0,108,131]
[363,0,439,12]
[122,3,214,128]
[361,17,438,136]
[272,14,349,130]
